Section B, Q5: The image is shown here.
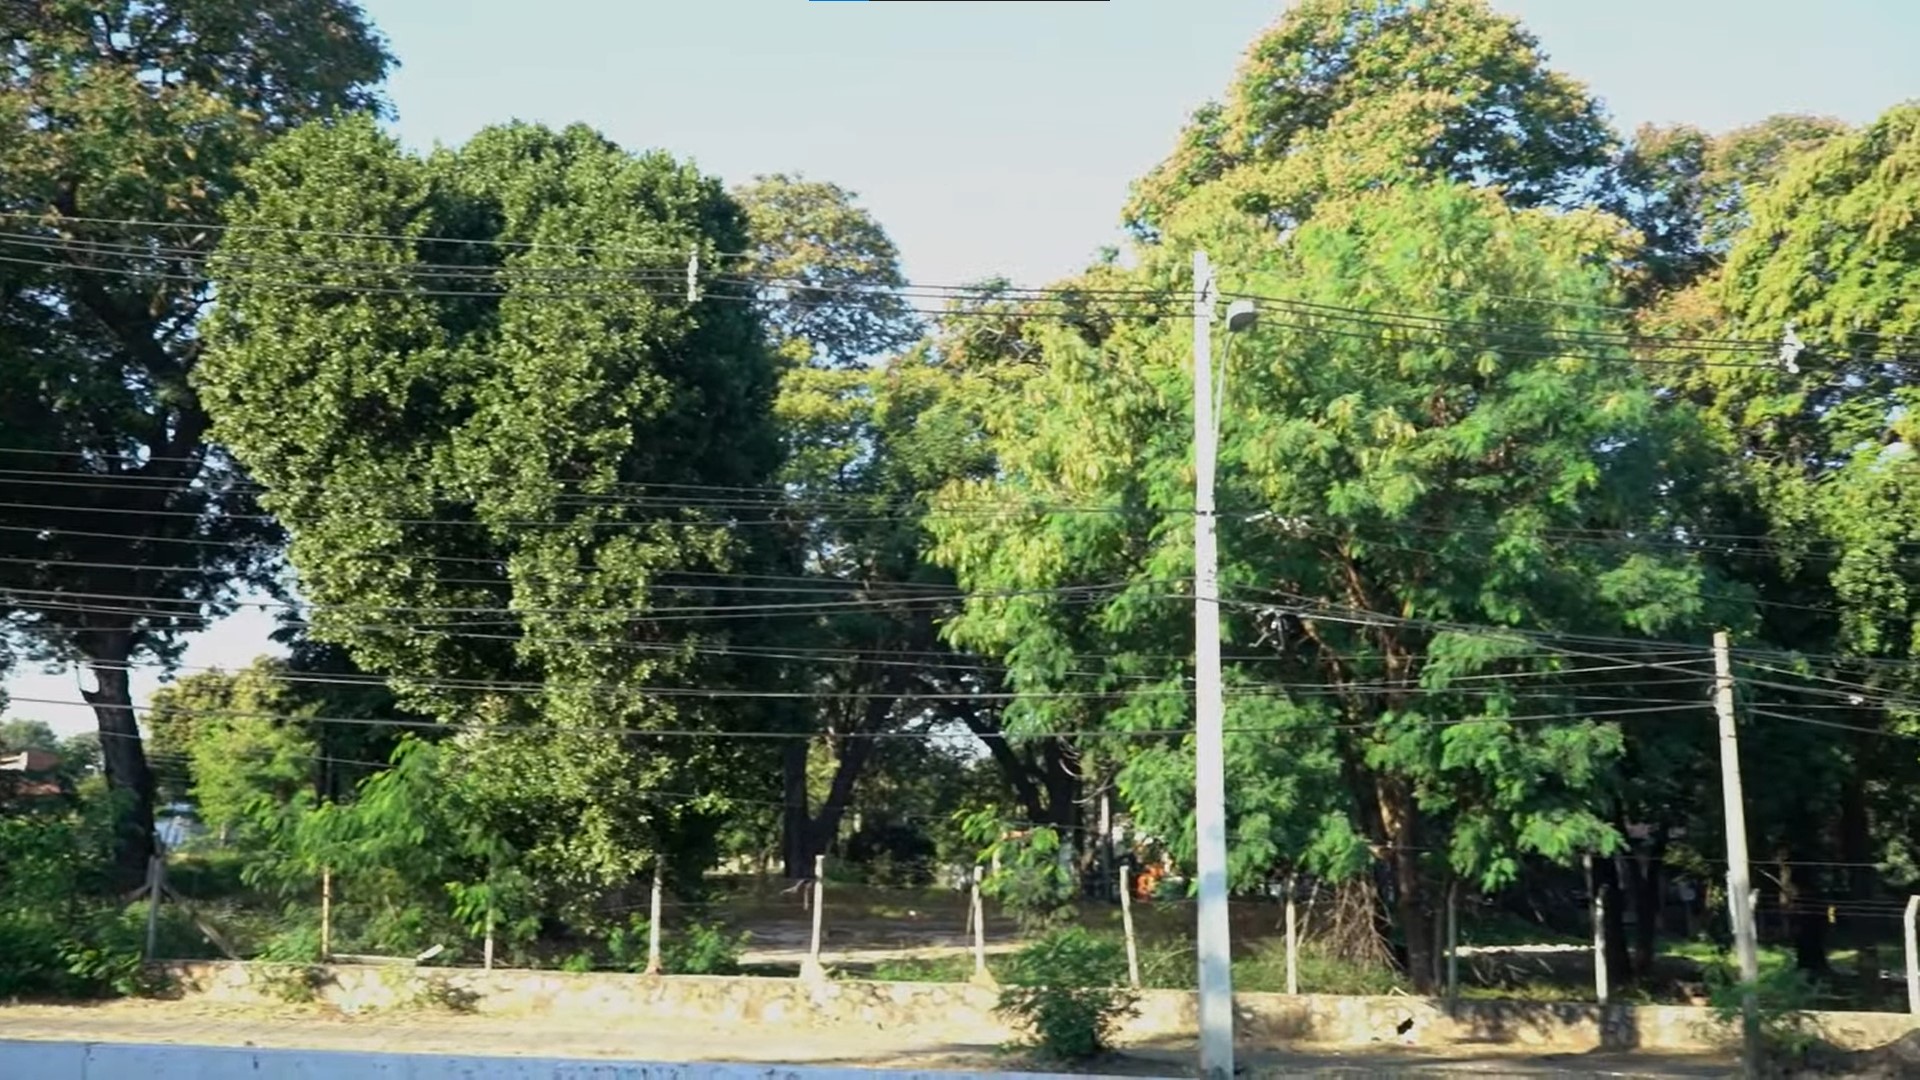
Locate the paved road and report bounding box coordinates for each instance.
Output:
[0,1002,1736,1077]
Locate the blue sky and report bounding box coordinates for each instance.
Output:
[12,0,1918,735]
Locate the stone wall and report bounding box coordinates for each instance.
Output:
[165,961,1920,1054]
[0,1042,1112,1080]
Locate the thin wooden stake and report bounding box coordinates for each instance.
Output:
[1119,865,1141,989]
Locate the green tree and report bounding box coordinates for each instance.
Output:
[766,346,1006,875]
[196,116,783,910]
[1654,103,1920,969]
[0,718,59,754]
[1607,115,1848,292]
[933,183,1724,988]
[734,174,920,367]
[1123,0,1613,237]
[0,0,392,881]
[145,658,317,841]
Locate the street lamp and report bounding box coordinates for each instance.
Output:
[1192,252,1255,1080]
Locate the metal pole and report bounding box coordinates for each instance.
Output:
[1905,895,1918,1015]
[142,855,163,962]
[647,860,664,975]
[1714,631,1761,1078]
[1192,248,1233,1080]
[1120,865,1141,989]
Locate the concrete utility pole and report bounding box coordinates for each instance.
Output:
[1713,631,1761,1078]
[1191,249,1233,1080]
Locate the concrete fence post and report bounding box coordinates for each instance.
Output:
[319,867,333,961]
[1120,865,1141,989]
[646,860,664,976]
[800,854,827,981]
[1905,894,1918,1015]
[1285,879,1300,996]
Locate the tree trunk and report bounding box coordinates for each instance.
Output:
[807,735,874,858]
[1593,853,1631,982]
[1625,833,1666,975]
[1789,858,1831,975]
[780,739,811,879]
[956,708,1049,824]
[81,635,154,887]
[1378,781,1434,991]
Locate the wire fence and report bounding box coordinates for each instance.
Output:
[140,838,1920,1015]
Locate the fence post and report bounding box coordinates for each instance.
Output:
[1590,855,1609,1005]
[483,904,495,971]
[801,854,827,981]
[1285,879,1299,996]
[1120,864,1141,989]
[1446,880,1459,1010]
[319,866,333,961]
[646,860,664,976]
[141,849,162,957]
[970,866,991,985]
[1905,895,1919,1015]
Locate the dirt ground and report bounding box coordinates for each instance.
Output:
[0,999,1737,1077]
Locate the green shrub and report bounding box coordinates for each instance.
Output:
[606,914,745,975]
[1707,964,1826,1065]
[669,920,748,975]
[996,927,1139,1061]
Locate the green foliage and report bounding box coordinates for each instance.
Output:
[932,180,1714,986]
[0,788,176,998]
[965,816,1074,931]
[1125,0,1613,235]
[668,921,749,976]
[995,927,1140,1061]
[606,913,745,975]
[734,173,920,366]
[0,0,394,882]
[199,114,783,906]
[1707,965,1825,1063]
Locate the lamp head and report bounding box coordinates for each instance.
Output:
[1224,298,1258,333]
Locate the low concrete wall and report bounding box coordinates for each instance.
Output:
[165,961,1920,1055]
[0,1042,1128,1080]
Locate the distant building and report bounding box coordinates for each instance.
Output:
[0,749,65,798]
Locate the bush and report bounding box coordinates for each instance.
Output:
[996,927,1140,1061]
[606,914,746,975]
[1708,964,1826,1065]
[668,920,747,975]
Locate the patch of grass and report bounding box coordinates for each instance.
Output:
[856,955,980,983]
